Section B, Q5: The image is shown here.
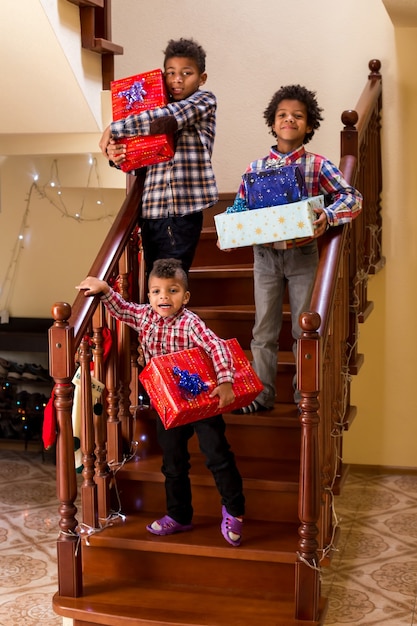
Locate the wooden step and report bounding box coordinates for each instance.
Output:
[113,453,300,523]
[188,302,295,354]
[192,228,254,267]
[81,513,299,591]
[201,411,301,460]
[188,265,254,306]
[132,398,301,464]
[53,576,326,626]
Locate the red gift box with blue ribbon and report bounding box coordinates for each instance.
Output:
[139,338,263,429]
[111,69,175,172]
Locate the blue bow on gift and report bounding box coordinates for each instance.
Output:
[173,367,209,399]
[225,197,248,214]
[118,79,148,109]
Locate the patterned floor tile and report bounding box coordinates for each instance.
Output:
[1,450,417,625]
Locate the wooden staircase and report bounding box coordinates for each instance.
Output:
[49,61,383,625]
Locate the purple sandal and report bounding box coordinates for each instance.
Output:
[146,515,193,536]
[221,505,242,547]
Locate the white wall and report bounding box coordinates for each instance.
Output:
[110,0,417,468]
[111,0,394,190]
[0,155,125,317]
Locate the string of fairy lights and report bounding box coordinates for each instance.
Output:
[0,156,117,316]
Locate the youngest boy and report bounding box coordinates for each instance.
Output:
[76,258,245,546]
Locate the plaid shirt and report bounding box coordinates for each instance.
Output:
[111,90,218,219]
[102,289,234,384]
[237,145,362,236]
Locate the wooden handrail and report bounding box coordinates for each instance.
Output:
[68,171,144,345]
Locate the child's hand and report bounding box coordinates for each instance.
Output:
[99,125,112,157]
[210,382,235,409]
[313,209,329,238]
[106,139,127,165]
[75,277,109,297]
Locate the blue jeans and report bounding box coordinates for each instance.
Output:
[156,414,245,525]
[250,242,319,408]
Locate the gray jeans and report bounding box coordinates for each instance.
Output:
[250,242,319,408]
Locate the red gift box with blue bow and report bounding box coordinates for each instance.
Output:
[111,69,175,172]
[139,338,263,429]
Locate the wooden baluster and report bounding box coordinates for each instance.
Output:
[105,311,122,464]
[117,249,134,452]
[91,309,111,521]
[128,229,140,408]
[295,311,321,621]
[79,336,99,530]
[49,302,82,597]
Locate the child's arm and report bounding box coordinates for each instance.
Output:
[110,90,216,140]
[317,160,363,227]
[76,277,110,296]
[187,316,236,408]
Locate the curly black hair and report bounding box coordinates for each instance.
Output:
[149,258,188,290]
[163,38,206,74]
[263,85,324,144]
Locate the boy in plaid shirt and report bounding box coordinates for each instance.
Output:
[77,258,245,546]
[100,38,217,275]
[230,85,363,414]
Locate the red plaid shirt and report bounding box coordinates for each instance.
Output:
[102,289,234,384]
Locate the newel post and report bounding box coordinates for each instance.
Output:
[340,109,358,159]
[49,302,82,597]
[295,311,321,621]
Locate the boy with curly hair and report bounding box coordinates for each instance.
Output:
[100,38,217,275]
[232,85,363,414]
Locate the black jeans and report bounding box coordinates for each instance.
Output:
[156,414,245,525]
[140,212,204,276]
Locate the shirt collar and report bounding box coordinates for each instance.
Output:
[268,144,306,165]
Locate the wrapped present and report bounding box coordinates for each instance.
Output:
[111,69,175,172]
[139,338,263,429]
[242,164,307,209]
[214,195,324,250]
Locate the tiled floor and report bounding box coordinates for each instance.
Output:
[321,468,417,625]
[0,447,416,626]
[0,446,63,626]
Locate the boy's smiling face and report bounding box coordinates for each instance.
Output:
[164,56,207,101]
[272,99,313,153]
[148,274,190,318]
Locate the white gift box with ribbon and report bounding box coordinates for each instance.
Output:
[214,195,324,250]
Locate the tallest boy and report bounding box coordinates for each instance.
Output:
[100,38,217,275]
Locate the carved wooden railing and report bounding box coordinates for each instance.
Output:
[49,60,383,619]
[295,59,383,620]
[49,172,144,596]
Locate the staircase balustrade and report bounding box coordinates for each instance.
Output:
[49,60,383,622]
[295,59,383,619]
